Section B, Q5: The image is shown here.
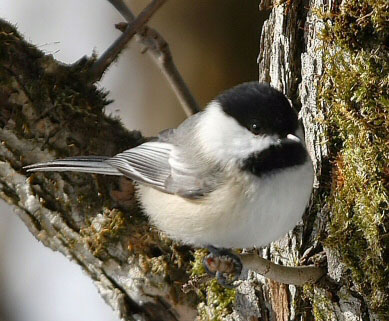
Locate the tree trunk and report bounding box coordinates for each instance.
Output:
[253,1,388,321]
[0,0,387,319]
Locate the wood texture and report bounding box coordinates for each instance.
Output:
[0,0,383,318]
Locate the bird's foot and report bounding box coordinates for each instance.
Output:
[203,246,242,288]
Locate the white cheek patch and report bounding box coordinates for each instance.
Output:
[196,102,277,164]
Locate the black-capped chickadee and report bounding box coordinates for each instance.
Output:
[25,82,313,281]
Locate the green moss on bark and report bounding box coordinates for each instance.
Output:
[303,284,337,321]
[0,18,199,312]
[318,0,388,316]
[190,249,236,321]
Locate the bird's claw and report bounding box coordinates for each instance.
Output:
[203,247,242,288]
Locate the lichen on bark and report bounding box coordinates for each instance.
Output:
[318,0,389,316]
[0,19,198,321]
[1,0,388,318]
[256,0,388,320]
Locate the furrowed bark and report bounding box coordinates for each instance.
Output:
[0,19,197,321]
[239,1,387,320]
[1,0,387,318]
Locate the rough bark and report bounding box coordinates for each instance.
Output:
[253,0,387,321]
[1,0,387,319]
[0,19,197,321]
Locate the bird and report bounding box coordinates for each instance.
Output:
[25,82,314,285]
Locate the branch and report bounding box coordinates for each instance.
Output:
[89,0,166,82]
[107,0,136,22]
[239,253,326,286]
[107,0,200,116]
[0,19,196,321]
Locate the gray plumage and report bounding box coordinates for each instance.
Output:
[25,111,222,199]
[24,156,122,176]
[24,82,314,249]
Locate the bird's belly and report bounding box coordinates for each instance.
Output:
[137,162,313,248]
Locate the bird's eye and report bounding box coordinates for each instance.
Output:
[249,122,261,135]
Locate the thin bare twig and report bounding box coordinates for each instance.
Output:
[239,253,326,286]
[107,0,136,22]
[89,0,166,82]
[107,0,200,116]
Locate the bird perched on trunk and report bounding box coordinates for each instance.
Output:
[25,82,314,286]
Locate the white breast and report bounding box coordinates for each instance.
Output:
[136,160,313,249]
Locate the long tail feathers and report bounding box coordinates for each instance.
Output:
[24,156,123,176]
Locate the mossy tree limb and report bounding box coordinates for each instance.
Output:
[0,19,197,321]
[1,0,388,318]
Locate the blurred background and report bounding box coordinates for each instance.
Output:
[0,1,263,320]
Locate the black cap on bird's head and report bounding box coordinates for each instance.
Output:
[216,82,299,138]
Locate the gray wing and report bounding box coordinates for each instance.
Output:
[25,113,221,198]
[108,113,221,199]
[106,142,173,189]
[165,147,220,198]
